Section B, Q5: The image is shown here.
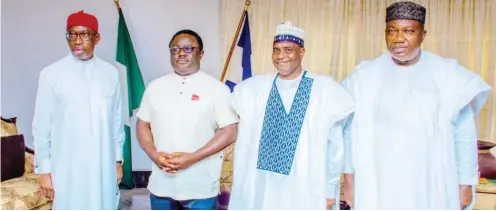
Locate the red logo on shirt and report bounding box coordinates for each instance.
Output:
[191,94,200,101]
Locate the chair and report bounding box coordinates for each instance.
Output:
[1,117,52,210]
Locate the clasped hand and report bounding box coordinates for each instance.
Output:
[154,152,197,173]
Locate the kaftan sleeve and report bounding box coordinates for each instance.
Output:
[326,119,346,200]
[342,113,354,174]
[340,74,358,174]
[32,70,54,174]
[454,105,478,186]
[450,65,491,119]
[113,78,125,162]
[446,64,491,210]
[448,64,491,185]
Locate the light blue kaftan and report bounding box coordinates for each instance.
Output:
[341,51,492,210]
[32,53,124,210]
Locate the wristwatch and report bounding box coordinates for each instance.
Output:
[116,161,123,165]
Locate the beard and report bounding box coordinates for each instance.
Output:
[71,48,93,61]
[391,47,421,63]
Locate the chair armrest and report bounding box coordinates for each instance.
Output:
[23,147,35,175]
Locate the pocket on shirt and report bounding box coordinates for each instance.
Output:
[98,89,115,109]
[100,90,114,98]
[99,90,114,100]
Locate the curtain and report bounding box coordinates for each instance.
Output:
[220,0,495,143]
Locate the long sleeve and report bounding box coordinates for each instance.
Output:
[343,113,354,174]
[113,79,125,162]
[340,72,358,175]
[326,120,345,199]
[32,70,55,174]
[454,105,479,186]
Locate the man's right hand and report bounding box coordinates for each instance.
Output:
[39,173,54,200]
[343,174,354,208]
[153,152,177,173]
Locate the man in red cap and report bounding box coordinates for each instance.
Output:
[32,10,124,210]
[65,10,100,60]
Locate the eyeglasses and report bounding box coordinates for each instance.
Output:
[66,32,96,41]
[169,45,199,54]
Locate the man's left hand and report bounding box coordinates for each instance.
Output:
[166,152,198,172]
[116,163,123,184]
[326,198,336,210]
[459,185,472,209]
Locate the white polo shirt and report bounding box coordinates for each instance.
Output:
[136,70,239,200]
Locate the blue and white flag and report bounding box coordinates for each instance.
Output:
[225,11,252,92]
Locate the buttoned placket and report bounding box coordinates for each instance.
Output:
[172,75,188,155]
[179,76,187,95]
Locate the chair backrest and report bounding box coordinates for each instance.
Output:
[1,134,26,181]
[1,117,18,137]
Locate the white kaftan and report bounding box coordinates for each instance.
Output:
[341,51,491,210]
[228,71,355,210]
[32,53,124,209]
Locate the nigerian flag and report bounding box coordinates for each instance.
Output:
[115,7,145,189]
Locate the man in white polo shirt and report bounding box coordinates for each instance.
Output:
[136,29,239,210]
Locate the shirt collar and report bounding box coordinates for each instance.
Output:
[172,70,202,80]
[68,52,96,65]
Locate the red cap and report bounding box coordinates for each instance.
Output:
[66,10,98,33]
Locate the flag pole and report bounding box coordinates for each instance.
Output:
[220,0,251,82]
[113,0,121,10]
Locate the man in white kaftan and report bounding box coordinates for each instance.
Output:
[228,22,355,210]
[341,1,492,210]
[32,11,124,210]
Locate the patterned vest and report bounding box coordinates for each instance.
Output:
[256,71,313,175]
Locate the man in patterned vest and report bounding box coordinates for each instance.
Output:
[227,21,356,210]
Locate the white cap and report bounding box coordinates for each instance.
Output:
[275,21,304,41]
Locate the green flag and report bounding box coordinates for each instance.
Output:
[115,8,145,189]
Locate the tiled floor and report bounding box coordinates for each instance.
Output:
[119,188,151,210]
